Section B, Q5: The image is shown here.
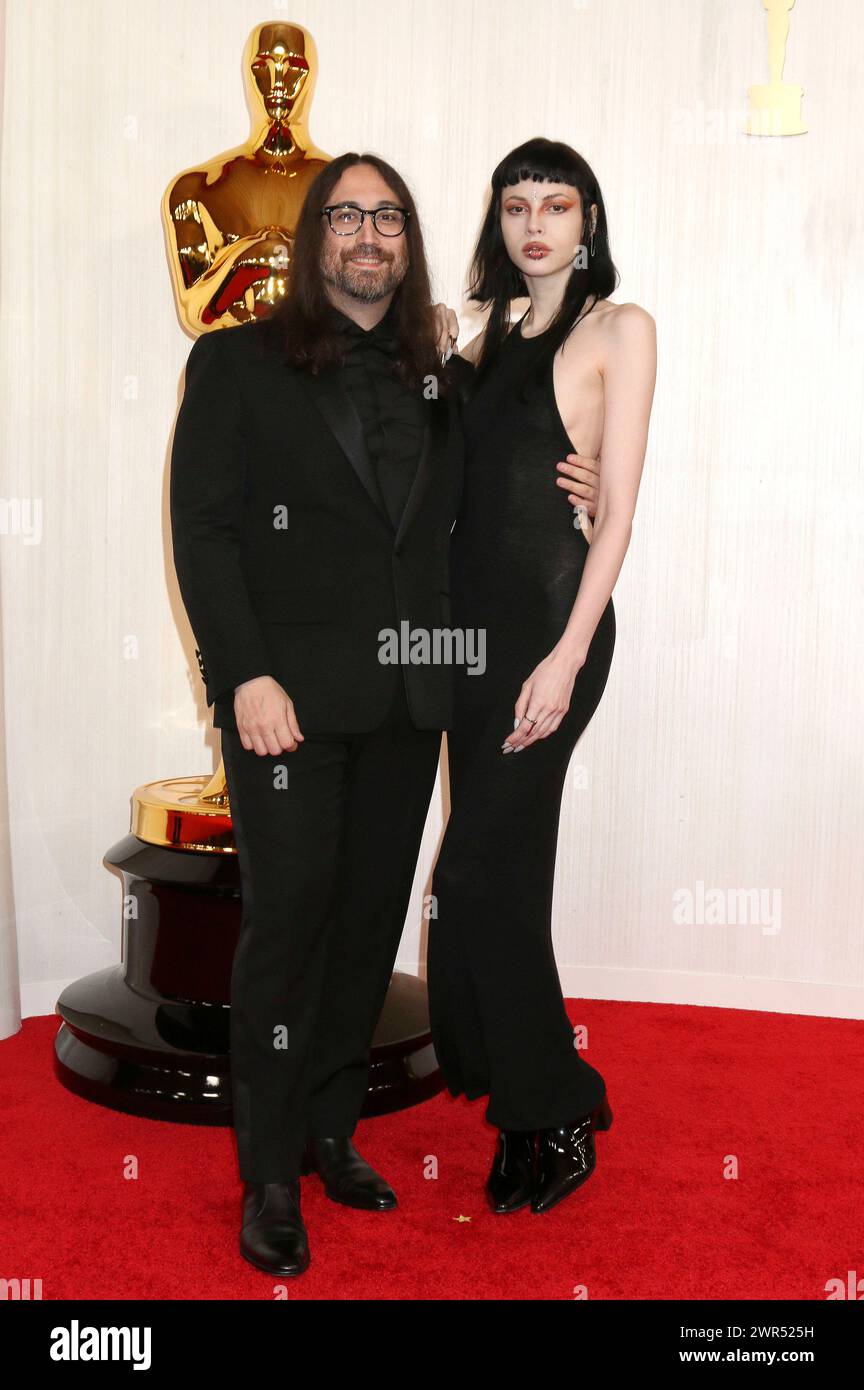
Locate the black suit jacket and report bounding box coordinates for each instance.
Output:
[169,319,466,733]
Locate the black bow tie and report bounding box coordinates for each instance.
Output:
[334,308,397,355]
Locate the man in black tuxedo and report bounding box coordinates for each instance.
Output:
[170,151,470,1277]
[170,151,597,1277]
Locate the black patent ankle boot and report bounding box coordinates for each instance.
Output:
[485,1128,537,1213]
[531,1098,613,1215]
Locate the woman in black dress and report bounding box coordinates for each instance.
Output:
[428,138,656,1214]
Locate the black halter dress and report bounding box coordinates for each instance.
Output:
[427,311,616,1130]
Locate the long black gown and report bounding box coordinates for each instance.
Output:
[427,310,616,1131]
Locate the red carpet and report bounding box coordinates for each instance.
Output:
[2,1002,862,1300]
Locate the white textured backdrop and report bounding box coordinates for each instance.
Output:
[1,0,862,1030]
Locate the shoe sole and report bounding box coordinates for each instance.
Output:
[488,1195,533,1214]
[486,1176,534,1214]
[240,1245,310,1276]
[323,1188,398,1211]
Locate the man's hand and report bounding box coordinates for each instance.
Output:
[432,303,459,361]
[555,451,601,517]
[233,676,304,756]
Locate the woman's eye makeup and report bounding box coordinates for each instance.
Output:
[504,201,575,214]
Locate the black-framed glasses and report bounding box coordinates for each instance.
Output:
[321,204,410,236]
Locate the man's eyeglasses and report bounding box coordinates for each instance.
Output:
[321,204,410,237]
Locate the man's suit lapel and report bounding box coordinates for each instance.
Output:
[297,369,392,527]
[394,396,446,553]
[295,367,448,551]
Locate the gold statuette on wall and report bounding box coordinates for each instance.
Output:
[744,0,807,137]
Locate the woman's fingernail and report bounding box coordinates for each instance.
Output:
[514,718,520,729]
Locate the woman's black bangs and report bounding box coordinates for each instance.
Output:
[494,156,580,191]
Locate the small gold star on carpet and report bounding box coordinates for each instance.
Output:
[453,1214,472,1223]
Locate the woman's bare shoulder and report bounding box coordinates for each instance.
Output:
[597,298,656,335]
[591,299,656,374]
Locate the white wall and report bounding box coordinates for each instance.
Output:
[1,0,861,1025]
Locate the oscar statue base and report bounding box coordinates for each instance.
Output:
[53,820,443,1124]
[744,83,807,136]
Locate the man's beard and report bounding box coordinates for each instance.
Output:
[323,248,405,303]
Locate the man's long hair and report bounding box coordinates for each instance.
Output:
[261,151,451,395]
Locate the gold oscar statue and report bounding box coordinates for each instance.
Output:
[163,19,330,333]
[744,0,807,136]
[137,20,333,846]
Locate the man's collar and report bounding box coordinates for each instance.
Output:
[329,299,398,342]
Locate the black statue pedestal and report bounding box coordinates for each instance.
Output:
[53,829,442,1124]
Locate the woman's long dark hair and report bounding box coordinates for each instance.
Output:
[261,151,452,395]
[468,138,619,396]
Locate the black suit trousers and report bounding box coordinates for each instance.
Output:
[220,671,442,1183]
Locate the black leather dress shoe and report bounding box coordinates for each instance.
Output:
[486,1129,537,1213]
[240,1179,309,1275]
[300,1137,397,1211]
[531,1097,614,1215]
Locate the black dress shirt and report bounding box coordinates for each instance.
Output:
[329,302,426,530]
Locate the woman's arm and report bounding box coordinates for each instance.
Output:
[504,303,657,750]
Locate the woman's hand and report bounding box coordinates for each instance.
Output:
[501,646,587,753]
[432,303,460,361]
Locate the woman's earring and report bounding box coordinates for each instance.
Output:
[589,220,596,257]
